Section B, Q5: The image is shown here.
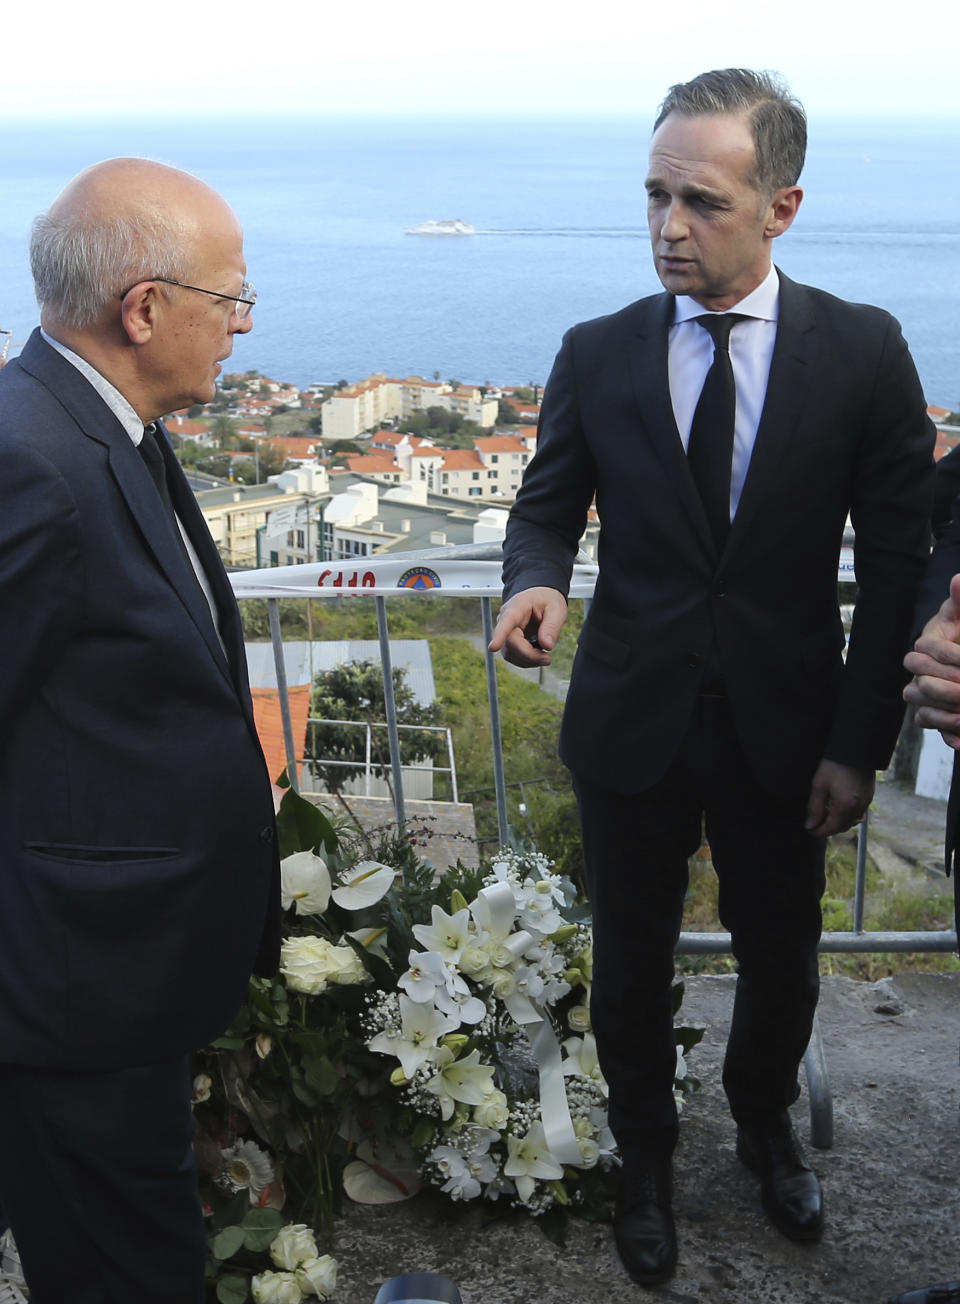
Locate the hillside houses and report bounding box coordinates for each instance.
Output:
[321,374,499,440]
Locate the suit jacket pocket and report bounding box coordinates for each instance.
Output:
[578,622,631,670]
[24,842,181,862]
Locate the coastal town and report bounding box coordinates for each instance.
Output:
[162,368,601,571]
[158,365,959,574]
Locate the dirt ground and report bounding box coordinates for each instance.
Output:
[330,969,960,1304]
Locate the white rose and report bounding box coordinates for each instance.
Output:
[459,946,491,978]
[473,1088,509,1129]
[280,936,367,994]
[577,1136,600,1168]
[251,1271,305,1304]
[488,970,516,999]
[270,1223,319,1271]
[567,1004,592,1032]
[296,1254,338,1299]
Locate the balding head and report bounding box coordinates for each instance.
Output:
[31,158,237,332]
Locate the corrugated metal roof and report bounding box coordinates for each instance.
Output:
[245,640,436,705]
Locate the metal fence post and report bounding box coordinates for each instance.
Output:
[481,596,511,849]
[376,596,406,828]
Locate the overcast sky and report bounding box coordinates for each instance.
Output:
[7,0,957,119]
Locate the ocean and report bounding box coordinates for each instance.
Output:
[1,115,958,405]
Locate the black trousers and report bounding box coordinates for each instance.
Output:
[573,693,825,1156]
[0,1055,205,1303]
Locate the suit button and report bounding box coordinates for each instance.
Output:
[687,652,702,667]
[259,826,274,844]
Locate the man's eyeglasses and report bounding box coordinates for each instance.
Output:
[122,277,257,319]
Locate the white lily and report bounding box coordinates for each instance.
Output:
[331,860,395,910]
[368,994,459,1079]
[280,850,331,915]
[503,1122,563,1202]
[561,1032,608,1095]
[424,1047,496,1121]
[412,904,472,963]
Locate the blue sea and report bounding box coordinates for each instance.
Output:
[1,115,958,405]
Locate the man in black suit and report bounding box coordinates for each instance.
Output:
[887,450,960,1304]
[0,159,280,1302]
[490,68,934,1285]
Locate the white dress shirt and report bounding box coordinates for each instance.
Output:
[667,264,780,520]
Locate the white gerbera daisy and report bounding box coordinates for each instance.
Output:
[219,1139,275,1200]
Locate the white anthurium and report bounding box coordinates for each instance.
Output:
[398,950,448,1004]
[503,1123,564,1202]
[368,994,460,1079]
[331,860,395,910]
[279,849,331,916]
[424,1047,497,1121]
[345,926,389,960]
[561,1032,608,1095]
[412,904,471,963]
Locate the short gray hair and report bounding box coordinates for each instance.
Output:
[654,68,806,196]
[30,206,189,330]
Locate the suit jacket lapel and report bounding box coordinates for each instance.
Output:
[157,422,252,699]
[726,270,817,549]
[626,294,717,556]
[17,332,236,688]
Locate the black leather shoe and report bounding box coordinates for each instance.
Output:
[613,1157,677,1286]
[736,1119,823,1242]
[888,1286,960,1304]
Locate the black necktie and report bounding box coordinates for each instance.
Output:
[686,313,745,550]
[138,423,209,587]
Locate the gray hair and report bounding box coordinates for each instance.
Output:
[654,68,806,196]
[30,206,189,330]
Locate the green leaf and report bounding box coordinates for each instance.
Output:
[303,1053,339,1096]
[209,1036,246,1050]
[410,1119,436,1149]
[211,1226,245,1261]
[676,1025,705,1052]
[276,786,338,859]
[216,1275,250,1303]
[240,1206,284,1252]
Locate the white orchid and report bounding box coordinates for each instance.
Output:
[368,994,460,1079]
[398,950,448,1004]
[424,1047,496,1121]
[430,1145,481,1200]
[280,849,331,915]
[503,1123,563,1202]
[412,904,471,963]
[433,967,488,1025]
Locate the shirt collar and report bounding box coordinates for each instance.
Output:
[672,264,780,325]
[40,328,146,445]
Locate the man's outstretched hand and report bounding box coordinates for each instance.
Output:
[904,572,960,747]
[488,586,568,668]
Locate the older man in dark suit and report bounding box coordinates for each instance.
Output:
[490,68,935,1285]
[0,159,280,1303]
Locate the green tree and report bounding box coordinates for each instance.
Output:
[497,399,519,425]
[211,415,239,449]
[305,661,446,795]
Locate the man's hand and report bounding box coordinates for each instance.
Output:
[805,760,875,838]
[488,586,568,668]
[903,572,960,747]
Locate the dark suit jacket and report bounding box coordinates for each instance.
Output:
[503,271,935,799]
[0,330,280,1070]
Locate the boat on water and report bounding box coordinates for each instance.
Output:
[405,219,475,237]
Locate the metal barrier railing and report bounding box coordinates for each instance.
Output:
[239,541,957,1150]
[302,717,458,800]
